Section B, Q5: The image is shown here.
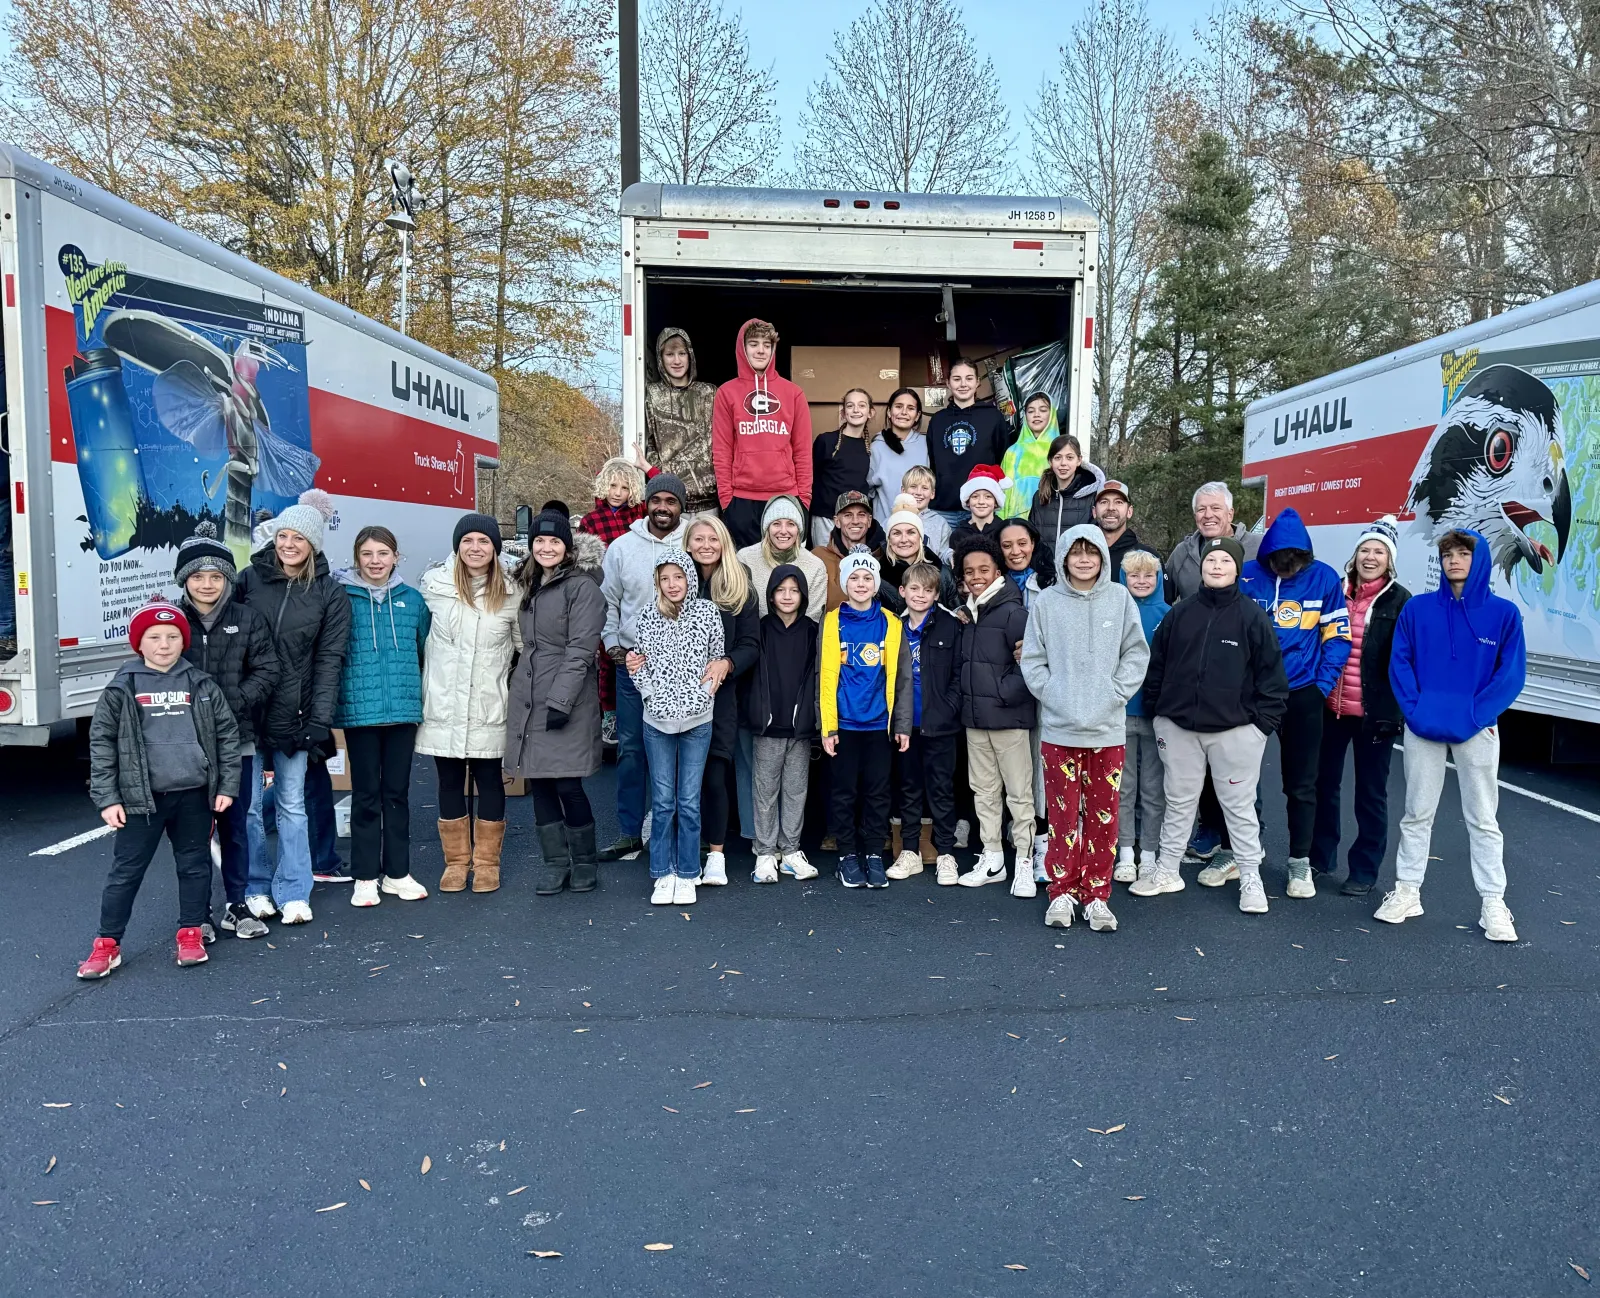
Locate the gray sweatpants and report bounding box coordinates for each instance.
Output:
[1117,714,1166,852]
[753,735,810,856]
[1394,725,1505,897]
[1153,717,1268,878]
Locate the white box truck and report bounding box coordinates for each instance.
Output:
[618,184,1098,459]
[0,142,500,744]
[1242,279,1600,729]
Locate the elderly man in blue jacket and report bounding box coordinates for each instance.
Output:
[1237,507,1351,900]
[1377,528,1526,941]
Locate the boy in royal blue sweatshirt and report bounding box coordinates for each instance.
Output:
[820,550,912,889]
[1239,507,1351,899]
[1377,529,1525,941]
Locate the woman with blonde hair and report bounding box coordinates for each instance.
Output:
[683,515,760,884]
[417,513,521,894]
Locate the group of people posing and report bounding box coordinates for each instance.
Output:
[74,316,1528,979]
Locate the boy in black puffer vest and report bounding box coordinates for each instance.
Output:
[175,523,280,939]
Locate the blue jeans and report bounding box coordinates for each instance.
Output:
[615,666,650,837]
[246,748,312,905]
[305,757,343,871]
[217,754,254,904]
[734,726,755,840]
[642,720,712,878]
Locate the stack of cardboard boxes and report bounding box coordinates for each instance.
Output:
[790,344,1028,431]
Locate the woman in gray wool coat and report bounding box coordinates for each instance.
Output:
[504,508,606,894]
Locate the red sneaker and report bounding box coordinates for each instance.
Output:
[77,937,122,979]
[175,927,209,967]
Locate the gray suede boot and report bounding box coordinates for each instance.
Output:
[567,822,599,893]
[535,822,570,895]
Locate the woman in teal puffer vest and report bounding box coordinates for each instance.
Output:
[335,526,431,906]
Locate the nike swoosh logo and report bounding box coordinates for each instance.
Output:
[1228,778,1244,784]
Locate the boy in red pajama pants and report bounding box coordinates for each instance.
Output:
[1020,524,1151,932]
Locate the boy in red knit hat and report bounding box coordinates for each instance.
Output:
[76,600,241,978]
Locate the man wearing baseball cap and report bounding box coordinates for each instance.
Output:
[77,600,242,978]
[1093,479,1161,577]
[812,488,886,612]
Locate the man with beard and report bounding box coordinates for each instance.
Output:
[1093,480,1160,576]
[599,474,689,860]
[813,490,887,612]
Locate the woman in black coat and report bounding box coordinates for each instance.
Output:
[1310,519,1411,896]
[684,516,759,886]
[234,490,352,926]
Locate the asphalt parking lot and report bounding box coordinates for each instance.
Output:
[2,725,1598,1297]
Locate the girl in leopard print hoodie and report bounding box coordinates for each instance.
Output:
[625,549,725,902]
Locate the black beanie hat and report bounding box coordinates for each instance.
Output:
[453,512,502,555]
[540,499,571,517]
[1200,535,1245,576]
[530,508,573,552]
[174,520,236,585]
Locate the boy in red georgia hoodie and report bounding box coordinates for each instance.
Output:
[711,318,814,550]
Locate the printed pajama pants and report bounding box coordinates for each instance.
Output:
[1041,742,1125,905]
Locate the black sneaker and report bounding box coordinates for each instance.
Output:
[1340,879,1375,897]
[864,854,889,888]
[222,901,269,939]
[599,834,645,862]
[838,855,867,888]
[312,868,353,884]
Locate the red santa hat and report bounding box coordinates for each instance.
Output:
[959,464,1012,508]
[129,600,191,653]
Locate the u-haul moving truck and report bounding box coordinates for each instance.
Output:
[1243,279,1600,727]
[0,142,499,743]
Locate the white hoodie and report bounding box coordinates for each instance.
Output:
[601,515,689,651]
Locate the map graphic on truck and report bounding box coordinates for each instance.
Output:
[54,242,317,561]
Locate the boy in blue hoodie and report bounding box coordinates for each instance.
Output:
[1239,507,1351,899]
[1115,548,1169,884]
[1377,529,1525,941]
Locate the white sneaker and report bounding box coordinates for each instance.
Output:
[752,855,780,884]
[1238,874,1269,914]
[1009,852,1038,898]
[245,894,278,920]
[1044,895,1074,928]
[651,876,676,905]
[935,854,959,886]
[1113,847,1137,884]
[1374,882,1423,925]
[1032,833,1049,883]
[957,851,1007,887]
[351,880,380,907]
[1285,856,1315,899]
[1197,850,1238,887]
[1128,860,1184,897]
[700,852,728,886]
[887,850,924,880]
[1084,898,1118,932]
[673,876,698,905]
[780,850,819,881]
[280,900,313,925]
[954,819,971,849]
[1479,896,1517,942]
[380,875,428,901]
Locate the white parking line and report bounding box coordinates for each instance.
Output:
[30,825,115,856]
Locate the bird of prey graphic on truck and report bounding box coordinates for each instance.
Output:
[1406,363,1572,576]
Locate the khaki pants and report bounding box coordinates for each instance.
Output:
[966,728,1035,852]
[1153,718,1268,877]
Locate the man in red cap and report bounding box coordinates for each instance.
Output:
[76,600,240,979]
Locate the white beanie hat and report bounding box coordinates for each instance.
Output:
[262,488,336,555]
[959,464,1011,508]
[761,494,806,534]
[1355,514,1400,569]
[885,494,924,545]
[838,547,881,583]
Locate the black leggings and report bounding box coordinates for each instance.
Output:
[700,754,734,846]
[530,776,594,828]
[434,756,505,821]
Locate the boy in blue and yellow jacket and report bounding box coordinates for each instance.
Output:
[820,549,912,890]
[1240,507,1351,898]
[1378,528,1525,940]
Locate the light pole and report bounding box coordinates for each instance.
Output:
[385,160,418,335]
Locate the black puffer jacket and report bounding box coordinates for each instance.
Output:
[89,660,240,814]
[701,568,760,761]
[236,550,353,751]
[180,593,280,748]
[1145,582,1289,734]
[908,604,962,738]
[956,578,1036,730]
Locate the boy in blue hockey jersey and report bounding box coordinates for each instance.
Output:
[1239,507,1351,899]
[1377,529,1525,941]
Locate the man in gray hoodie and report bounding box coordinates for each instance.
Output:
[1021,524,1149,933]
[599,473,689,859]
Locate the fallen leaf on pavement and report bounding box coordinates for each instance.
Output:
[1569,1262,1590,1281]
[662,1106,678,1113]
[528,1250,562,1258]
[582,1002,591,1007]
[509,1186,528,1195]
[315,1203,346,1213]
[421,1155,432,1173]
[408,934,424,939]
[359,1180,371,1191]
[45,1157,56,1174]
[1103,1123,1126,1134]
[1561,921,1577,926]
[1088,1127,1106,1134]
[1493,1094,1513,1105]
[278,1062,287,1071]
[251,998,268,1005]
[1292,944,1303,949]
[573,1028,589,1034]
[692,1082,712,1089]
[1325,1055,1339,1061]
[725,969,743,975]
[928,975,944,980]
[1125,1195,1144,1201]
[42,1103,71,1109]
[1383,999,1397,1004]
[644,1243,673,1251]
[1175,1016,1195,1022]
[1153,987,1168,991]
[1070,1159,1082,1168]
[1006,1033,1022,1040]
[572,1109,586,1114]
[1004,1263,1028,1270]
[280,1087,287,1097]
[267,943,276,949]
[32,1201,58,1206]
[499,1140,506,1151]
[735,1108,756,1113]
[419,1078,426,1087]
[369,965,389,972]
[1194,947,1204,957]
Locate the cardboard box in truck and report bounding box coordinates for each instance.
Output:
[790,346,901,403]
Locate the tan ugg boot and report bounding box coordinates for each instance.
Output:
[438,817,472,892]
[920,819,936,864]
[471,819,506,892]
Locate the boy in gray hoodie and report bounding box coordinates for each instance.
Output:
[1020,525,1149,932]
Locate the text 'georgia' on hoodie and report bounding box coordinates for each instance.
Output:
[1388,528,1526,744]
[711,319,814,510]
[1239,507,1351,695]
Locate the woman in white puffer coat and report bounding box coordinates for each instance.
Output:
[417,513,522,894]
